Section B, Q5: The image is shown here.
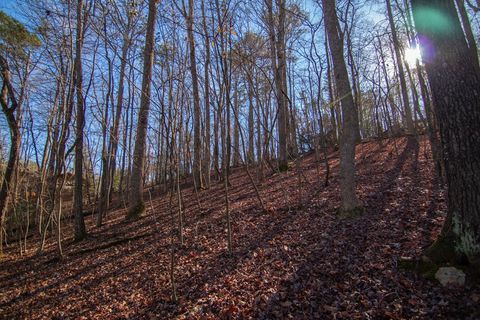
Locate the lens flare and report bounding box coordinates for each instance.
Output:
[404,46,422,66]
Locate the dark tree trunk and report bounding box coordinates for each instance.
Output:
[454,0,480,73]
[73,0,87,241]
[201,0,211,188]
[186,0,203,189]
[0,56,21,230]
[412,0,480,264]
[266,0,289,171]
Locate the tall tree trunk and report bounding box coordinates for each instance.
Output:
[323,0,362,214]
[98,10,133,226]
[73,0,87,240]
[412,0,480,264]
[233,79,240,166]
[266,0,288,171]
[247,70,255,164]
[0,56,21,239]
[201,0,211,188]
[127,0,157,220]
[325,39,338,143]
[276,0,289,170]
[454,0,480,73]
[386,0,415,134]
[345,20,362,142]
[186,0,203,189]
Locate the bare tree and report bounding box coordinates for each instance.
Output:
[386,0,415,134]
[322,0,362,215]
[73,0,87,240]
[127,0,158,220]
[265,0,289,171]
[0,11,39,253]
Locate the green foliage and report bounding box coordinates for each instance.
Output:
[0,10,41,57]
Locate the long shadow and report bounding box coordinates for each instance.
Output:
[258,183,478,319]
[0,155,295,318]
[0,225,172,318]
[361,137,419,215]
[136,149,342,317]
[0,211,171,288]
[0,199,184,302]
[1,138,432,319]
[258,137,424,318]
[137,181,317,317]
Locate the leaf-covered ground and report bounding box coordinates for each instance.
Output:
[1,136,479,319]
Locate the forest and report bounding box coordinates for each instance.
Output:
[0,0,479,318]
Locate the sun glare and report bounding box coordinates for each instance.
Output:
[404,46,422,67]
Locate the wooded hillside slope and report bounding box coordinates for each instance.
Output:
[0,137,478,319]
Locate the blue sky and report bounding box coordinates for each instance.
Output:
[0,0,16,14]
[0,0,24,24]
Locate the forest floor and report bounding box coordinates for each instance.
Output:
[1,136,479,319]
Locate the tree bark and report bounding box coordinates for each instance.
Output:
[323,0,362,214]
[73,0,87,240]
[185,0,203,189]
[266,0,289,171]
[201,0,211,188]
[454,0,480,73]
[386,0,415,134]
[412,0,480,264]
[0,55,21,234]
[127,0,158,220]
[98,9,133,226]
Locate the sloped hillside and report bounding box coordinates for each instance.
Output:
[0,137,478,319]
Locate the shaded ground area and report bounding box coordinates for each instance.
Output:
[1,136,478,319]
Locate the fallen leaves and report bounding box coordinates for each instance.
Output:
[0,137,478,319]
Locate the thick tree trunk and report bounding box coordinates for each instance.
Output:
[127,0,157,220]
[345,23,362,142]
[323,0,362,215]
[412,0,480,264]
